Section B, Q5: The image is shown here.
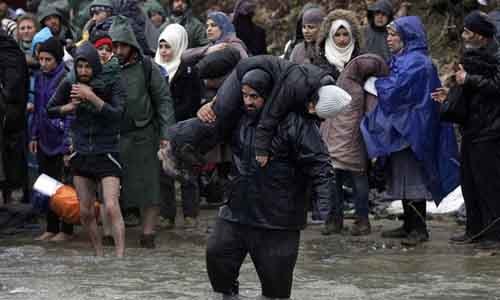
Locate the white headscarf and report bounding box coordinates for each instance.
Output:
[155,23,188,83]
[324,19,355,72]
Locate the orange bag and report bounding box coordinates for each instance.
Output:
[49,185,100,224]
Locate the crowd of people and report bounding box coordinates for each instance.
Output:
[1,0,500,298]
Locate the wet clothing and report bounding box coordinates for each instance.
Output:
[47,43,125,155]
[331,169,370,219]
[361,16,459,203]
[364,0,393,61]
[442,45,500,241]
[206,219,300,299]
[37,5,75,43]
[70,152,122,179]
[109,17,175,209]
[232,0,267,56]
[169,56,332,159]
[289,41,315,64]
[163,0,208,48]
[160,171,199,220]
[31,62,70,156]
[321,54,388,173]
[0,28,29,187]
[218,112,332,230]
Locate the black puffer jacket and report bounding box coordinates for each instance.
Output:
[47,42,125,154]
[443,44,500,143]
[219,112,333,230]
[170,62,202,122]
[214,55,333,156]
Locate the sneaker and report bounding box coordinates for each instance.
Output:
[381,226,408,239]
[401,230,429,247]
[184,217,198,229]
[140,234,156,249]
[350,217,371,236]
[321,216,343,235]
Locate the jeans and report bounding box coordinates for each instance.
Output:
[332,169,369,219]
[206,219,300,299]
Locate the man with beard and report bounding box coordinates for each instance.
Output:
[47,41,126,257]
[163,0,208,48]
[109,16,175,248]
[206,69,335,299]
[37,5,74,46]
[432,11,500,249]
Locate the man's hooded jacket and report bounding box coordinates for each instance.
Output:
[163,0,208,48]
[361,16,460,204]
[47,42,125,154]
[364,0,393,61]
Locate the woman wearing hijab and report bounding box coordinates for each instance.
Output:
[155,23,202,229]
[289,6,324,64]
[313,9,363,79]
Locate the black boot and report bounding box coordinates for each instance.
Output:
[140,234,156,249]
[321,215,343,235]
[401,201,429,247]
[381,201,410,238]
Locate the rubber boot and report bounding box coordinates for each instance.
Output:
[382,201,410,238]
[350,216,371,236]
[401,201,429,247]
[321,215,343,235]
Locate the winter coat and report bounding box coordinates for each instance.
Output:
[212,55,332,157]
[163,0,208,48]
[361,16,459,203]
[170,61,202,122]
[321,54,389,172]
[31,62,70,156]
[283,3,320,60]
[232,0,267,56]
[47,43,125,155]
[364,0,393,62]
[289,41,315,64]
[219,112,333,230]
[37,5,75,43]
[0,28,29,187]
[313,9,363,79]
[442,44,500,143]
[109,15,175,139]
[0,28,29,135]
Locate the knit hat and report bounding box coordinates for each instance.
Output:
[464,10,496,39]
[241,69,274,99]
[315,85,352,119]
[302,7,325,25]
[93,35,112,49]
[37,36,64,63]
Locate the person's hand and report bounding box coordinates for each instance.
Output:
[455,64,467,85]
[63,154,71,167]
[26,103,34,113]
[61,101,80,114]
[71,83,96,101]
[197,101,216,123]
[431,87,449,103]
[206,43,227,54]
[256,155,269,167]
[29,140,37,154]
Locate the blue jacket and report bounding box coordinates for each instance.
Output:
[360,16,460,204]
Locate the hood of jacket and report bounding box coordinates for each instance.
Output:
[90,0,113,10]
[74,41,103,78]
[367,0,393,30]
[109,15,143,56]
[317,9,362,51]
[37,5,65,25]
[144,0,165,17]
[390,16,428,55]
[31,27,53,55]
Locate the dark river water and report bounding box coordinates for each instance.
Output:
[1,220,499,300]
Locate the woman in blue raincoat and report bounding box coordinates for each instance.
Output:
[361,16,460,246]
